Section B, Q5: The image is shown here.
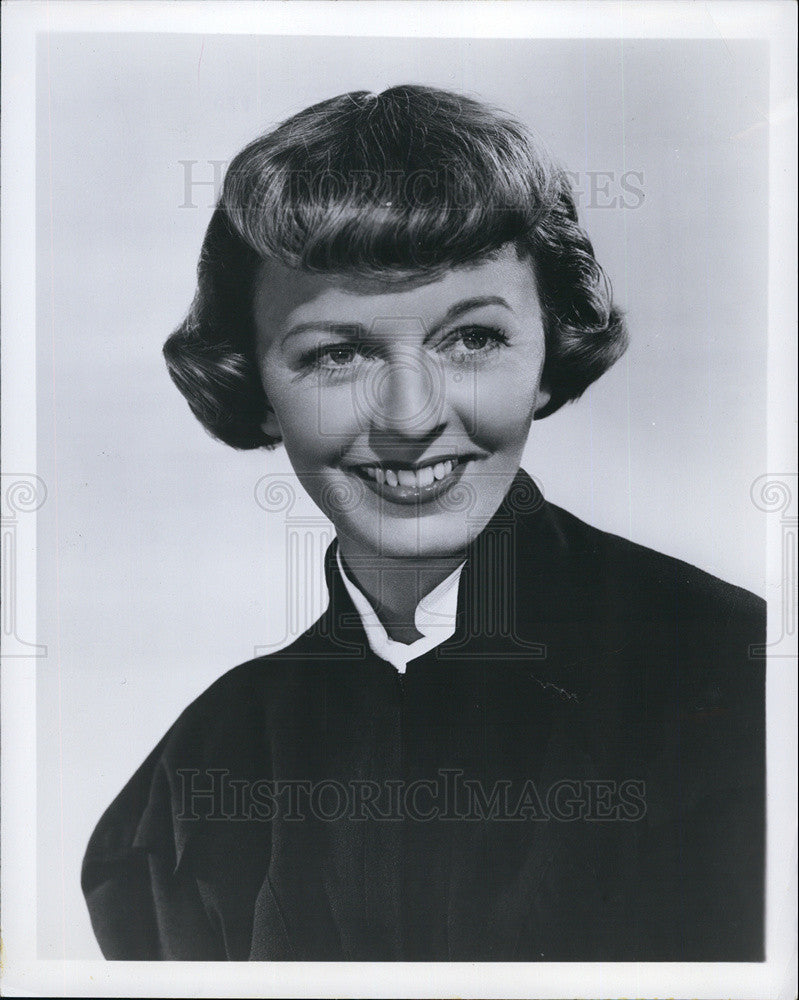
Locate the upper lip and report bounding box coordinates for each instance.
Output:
[347,453,471,471]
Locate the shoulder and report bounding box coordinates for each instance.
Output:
[80,639,327,960]
[535,503,765,795]
[82,628,326,872]
[153,628,324,772]
[543,499,765,628]
[533,501,765,729]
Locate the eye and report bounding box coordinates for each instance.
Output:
[460,329,494,351]
[446,325,509,362]
[296,341,377,379]
[320,345,359,367]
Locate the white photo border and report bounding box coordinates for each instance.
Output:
[2,2,796,997]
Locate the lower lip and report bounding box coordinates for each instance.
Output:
[352,460,470,506]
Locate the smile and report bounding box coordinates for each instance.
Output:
[350,457,469,504]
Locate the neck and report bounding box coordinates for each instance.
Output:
[337,537,465,643]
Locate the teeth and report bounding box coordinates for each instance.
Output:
[359,459,461,490]
[397,469,416,488]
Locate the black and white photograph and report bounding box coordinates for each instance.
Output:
[1,1,796,997]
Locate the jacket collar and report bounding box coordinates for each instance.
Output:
[321,467,584,701]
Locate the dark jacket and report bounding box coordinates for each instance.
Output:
[82,469,765,961]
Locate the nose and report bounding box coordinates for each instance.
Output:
[358,346,447,443]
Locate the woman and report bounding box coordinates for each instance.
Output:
[82,85,765,962]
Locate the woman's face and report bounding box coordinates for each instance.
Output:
[253,245,550,560]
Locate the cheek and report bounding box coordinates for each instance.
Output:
[268,381,362,459]
[474,396,536,450]
[467,360,542,447]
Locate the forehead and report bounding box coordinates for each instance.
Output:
[252,245,540,344]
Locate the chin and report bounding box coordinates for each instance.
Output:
[346,516,476,561]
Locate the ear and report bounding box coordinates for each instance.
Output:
[532,383,553,420]
[260,404,282,442]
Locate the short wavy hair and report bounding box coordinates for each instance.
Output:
[164,85,627,449]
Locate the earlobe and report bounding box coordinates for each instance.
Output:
[533,385,552,420]
[260,406,282,441]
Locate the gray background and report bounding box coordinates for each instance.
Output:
[36,34,768,957]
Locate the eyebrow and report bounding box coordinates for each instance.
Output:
[280,295,514,347]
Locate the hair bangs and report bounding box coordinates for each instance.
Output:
[220,86,562,276]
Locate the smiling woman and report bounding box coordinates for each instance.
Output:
[254,252,547,570]
[252,252,549,639]
[81,85,765,962]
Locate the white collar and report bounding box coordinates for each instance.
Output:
[335,547,466,673]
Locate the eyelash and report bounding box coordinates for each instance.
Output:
[298,325,509,378]
[447,325,509,363]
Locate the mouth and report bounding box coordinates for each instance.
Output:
[348,455,471,505]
